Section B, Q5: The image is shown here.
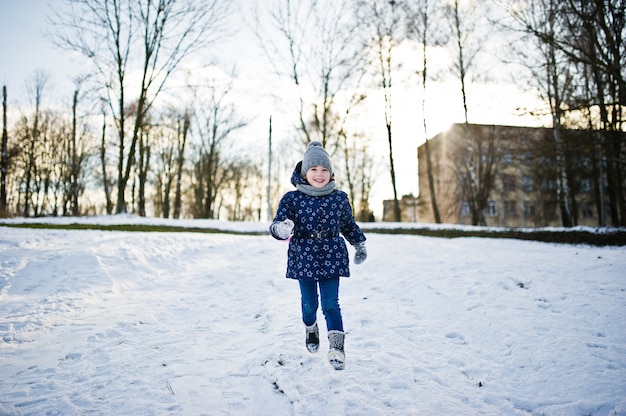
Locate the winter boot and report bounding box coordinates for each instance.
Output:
[327,330,345,370]
[305,322,319,353]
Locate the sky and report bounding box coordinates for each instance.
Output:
[0,0,75,98]
[0,0,551,219]
[0,216,625,415]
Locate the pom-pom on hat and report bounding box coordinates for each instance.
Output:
[301,141,333,178]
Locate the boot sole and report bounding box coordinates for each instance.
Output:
[306,344,319,353]
[328,350,345,370]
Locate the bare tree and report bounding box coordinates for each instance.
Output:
[20,71,51,217]
[505,0,580,227]
[99,109,114,214]
[342,128,376,221]
[66,86,91,216]
[253,0,375,219]
[1,86,7,216]
[190,79,246,219]
[259,0,365,154]
[13,82,79,218]
[152,109,190,219]
[355,0,403,221]
[46,117,69,216]
[335,97,376,220]
[69,89,80,215]
[561,0,625,226]
[152,125,173,218]
[172,112,189,219]
[222,157,263,221]
[545,15,575,227]
[443,0,499,226]
[51,0,233,214]
[404,0,442,223]
[136,123,151,217]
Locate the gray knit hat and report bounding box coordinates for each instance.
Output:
[301,141,333,178]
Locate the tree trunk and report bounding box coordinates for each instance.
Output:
[546,36,573,227]
[173,114,189,220]
[1,86,7,215]
[137,129,150,217]
[386,121,401,222]
[71,89,79,216]
[423,138,441,223]
[416,0,440,223]
[24,99,40,217]
[100,112,113,215]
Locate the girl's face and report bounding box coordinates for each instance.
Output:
[305,165,331,188]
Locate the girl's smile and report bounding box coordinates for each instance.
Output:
[305,165,331,188]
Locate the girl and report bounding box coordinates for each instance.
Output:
[270,141,367,370]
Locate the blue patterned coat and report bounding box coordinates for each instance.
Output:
[270,164,366,281]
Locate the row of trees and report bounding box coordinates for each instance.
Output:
[1,0,264,220]
[498,0,626,228]
[1,72,263,220]
[1,0,624,226]
[417,0,625,227]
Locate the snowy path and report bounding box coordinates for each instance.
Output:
[1,227,625,415]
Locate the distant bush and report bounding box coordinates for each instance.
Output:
[362,226,626,246]
[2,221,625,246]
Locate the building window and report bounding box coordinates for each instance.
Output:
[502,151,513,165]
[520,151,533,165]
[504,200,516,217]
[523,201,536,217]
[541,178,554,190]
[522,176,534,192]
[502,175,515,191]
[483,200,497,217]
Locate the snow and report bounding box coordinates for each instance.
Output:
[1,217,625,415]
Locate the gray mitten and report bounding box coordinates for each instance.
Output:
[354,241,367,265]
[272,219,294,239]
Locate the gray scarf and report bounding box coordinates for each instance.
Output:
[296,181,336,196]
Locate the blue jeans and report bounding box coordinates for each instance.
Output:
[298,277,343,332]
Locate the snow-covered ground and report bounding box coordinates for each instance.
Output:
[1,217,625,415]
